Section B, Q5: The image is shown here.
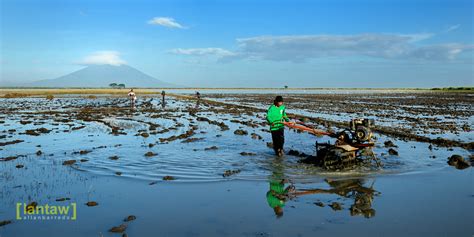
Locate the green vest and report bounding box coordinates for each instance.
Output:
[266,105,289,131]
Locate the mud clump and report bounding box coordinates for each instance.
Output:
[25,130,40,136]
[388,148,398,156]
[55,198,70,202]
[0,139,24,147]
[384,140,398,148]
[144,152,157,157]
[0,156,17,162]
[72,150,91,155]
[447,155,470,170]
[124,215,136,222]
[240,152,256,156]
[288,150,300,156]
[0,220,12,226]
[234,129,248,135]
[196,117,229,131]
[15,164,24,169]
[251,133,262,140]
[71,125,86,131]
[62,160,76,165]
[223,169,241,177]
[204,146,218,151]
[86,201,98,207]
[182,137,204,143]
[20,120,32,125]
[314,202,325,207]
[109,224,127,233]
[329,202,343,211]
[36,150,42,156]
[140,132,149,138]
[162,176,175,181]
[24,127,51,136]
[109,156,119,160]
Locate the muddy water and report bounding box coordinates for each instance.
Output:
[0,94,473,237]
[203,92,474,142]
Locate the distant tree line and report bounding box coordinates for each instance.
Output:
[431,87,473,91]
[109,83,126,89]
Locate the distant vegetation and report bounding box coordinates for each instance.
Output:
[109,83,126,89]
[431,87,473,91]
[3,92,31,98]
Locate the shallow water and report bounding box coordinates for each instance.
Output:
[203,92,474,142]
[0,94,473,236]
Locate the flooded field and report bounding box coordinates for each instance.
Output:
[0,90,473,237]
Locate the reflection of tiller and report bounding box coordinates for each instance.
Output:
[285,118,382,170]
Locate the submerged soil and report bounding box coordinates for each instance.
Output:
[0,90,472,237]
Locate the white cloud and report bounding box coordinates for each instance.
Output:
[444,24,460,33]
[78,51,127,66]
[169,48,235,57]
[171,33,472,62]
[147,17,185,29]
[407,43,473,60]
[399,33,434,42]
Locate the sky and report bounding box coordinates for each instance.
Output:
[0,0,473,88]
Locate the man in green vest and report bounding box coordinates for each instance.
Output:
[266,96,294,156]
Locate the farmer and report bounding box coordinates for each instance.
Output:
[266,96,293,156]
[128,89,137,106]
[161,90,166,108]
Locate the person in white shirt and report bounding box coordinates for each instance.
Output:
[128,89,137,106]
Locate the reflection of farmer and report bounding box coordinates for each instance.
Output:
[128,89,137,106]
[265,169,378,218]
[266,178,294,218]
[266,162,294,218]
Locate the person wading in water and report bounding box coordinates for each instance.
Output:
[128,89,137,107]
[266,96,294,157]
[161,90,166,108]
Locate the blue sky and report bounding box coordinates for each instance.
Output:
[1,0,473,87]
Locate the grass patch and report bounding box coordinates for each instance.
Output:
[3,93,31,98]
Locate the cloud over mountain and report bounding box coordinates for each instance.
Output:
[78,51,127,66]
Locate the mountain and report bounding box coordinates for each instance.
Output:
[26,64,176,88]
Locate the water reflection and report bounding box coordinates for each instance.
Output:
[267,161,380,218]
[266,171,295,218]
[323,178,379,218]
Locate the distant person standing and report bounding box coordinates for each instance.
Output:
[128,89,137,106]
[266,96,293,157]
[196,91,201,100]
[161,90,166,108]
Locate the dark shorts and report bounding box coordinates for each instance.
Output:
[271,128,285,153]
